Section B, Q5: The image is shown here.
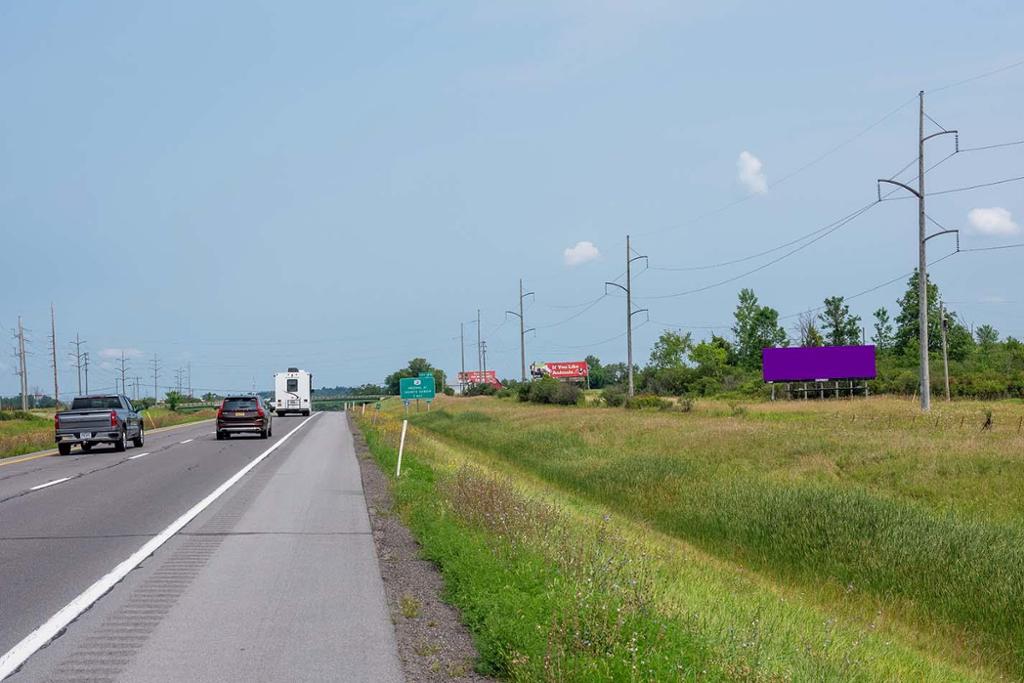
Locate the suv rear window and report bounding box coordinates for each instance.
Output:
[223,397,258,410]
[71,397,121,410]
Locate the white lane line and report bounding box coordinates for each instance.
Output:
[179,438,194,444]
[28,477,72,492]
[128,452,150,460]
[0,413,318,680]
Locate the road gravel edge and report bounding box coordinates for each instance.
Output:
[349,414,494,683]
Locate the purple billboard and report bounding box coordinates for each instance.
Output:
[762,345,876,382]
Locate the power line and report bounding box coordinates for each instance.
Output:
[534,295,608,329]
[635,94,919,238]
[959,139,1024,153]
[930,56,1024,93]
[639,201,878,301]
[958,243,1024,253]
[649,204,870,273]
[927,174,1024,197]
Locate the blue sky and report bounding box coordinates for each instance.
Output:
[2,1,1022,396]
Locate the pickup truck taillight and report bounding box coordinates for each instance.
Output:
[110,410,119,428]
[54,414,60,429]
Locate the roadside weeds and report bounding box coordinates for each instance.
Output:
[350,414,493,682]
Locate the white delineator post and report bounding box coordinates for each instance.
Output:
[396,419,408,478]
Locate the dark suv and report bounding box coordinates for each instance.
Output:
[216,395,273,440]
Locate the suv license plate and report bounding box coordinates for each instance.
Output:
[80,432,92,439]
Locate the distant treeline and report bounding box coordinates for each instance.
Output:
[542,271,1023,400]
[315,384,388,398]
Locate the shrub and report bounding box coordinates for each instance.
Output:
[443,386,455,396]
[625,394,671,410]
[464,383,498,397]
[0,410,45,422]
[678,397,694,412]
[551,382,582,406]
[601,385,626,407]
[519,378,582,406]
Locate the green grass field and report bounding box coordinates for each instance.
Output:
[0,407,216,459]
[357,395,1024,681]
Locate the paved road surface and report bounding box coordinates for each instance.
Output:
[0,413,402,682]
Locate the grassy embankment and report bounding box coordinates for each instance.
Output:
[0,407,216,459]
[356,395,1023,681]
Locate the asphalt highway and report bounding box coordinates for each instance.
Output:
[0,413,401,682]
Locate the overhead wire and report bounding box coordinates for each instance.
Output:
[930,56,1024,93]
[927,175,1024,197]
[634,94,919,239]
[638,200,879,301]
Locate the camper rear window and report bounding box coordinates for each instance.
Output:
[287,379,298,392]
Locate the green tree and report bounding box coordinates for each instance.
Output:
[689,340,728,377]
[975,324,999,349]
[603,362,629,386]
[819,296,861,346]
[585,355,608,389]
[165,391,184,412]
[384,358,446,395]
[894,272,973,360]
[732,288,788,368]
[648,330,693,369]
[796,311,824,348]
[872,307,894,352]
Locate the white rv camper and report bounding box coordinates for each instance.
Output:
[274,368,313,416]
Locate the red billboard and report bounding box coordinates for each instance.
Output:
[458,370,502,388]
[530,361,589,381]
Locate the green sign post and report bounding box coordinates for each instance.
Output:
[400,376,436,401]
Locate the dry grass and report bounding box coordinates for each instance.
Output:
[386,395,1024,680]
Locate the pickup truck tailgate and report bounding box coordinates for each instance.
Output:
[58,411,112,433]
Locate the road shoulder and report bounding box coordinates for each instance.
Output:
[350,414,494,683]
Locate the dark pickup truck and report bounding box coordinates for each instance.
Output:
[54,394,145,455]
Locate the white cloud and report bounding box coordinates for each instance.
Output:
[563,241,600,267]
[737,151,768,194]
[99,347,143,360]
[968,207,1019,236]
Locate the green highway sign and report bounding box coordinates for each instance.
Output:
[419,372,433,378]
[400,376,436,401]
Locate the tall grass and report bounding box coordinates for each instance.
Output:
[409,397,1024,677]
[358,414,977,681]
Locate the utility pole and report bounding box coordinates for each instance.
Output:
[876,91,958,413]
[49,304,60,408]
[118,351,129,397]
[82,352,90,395]
[476,310,482,386]
[505,279,535,382]
[17,317,28,410]
[940,301,951,401]
[481,340,488,380]
[605,235,648,397]
[459,322,465,393]
[151,354,161,402]
[70,333,85,396]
